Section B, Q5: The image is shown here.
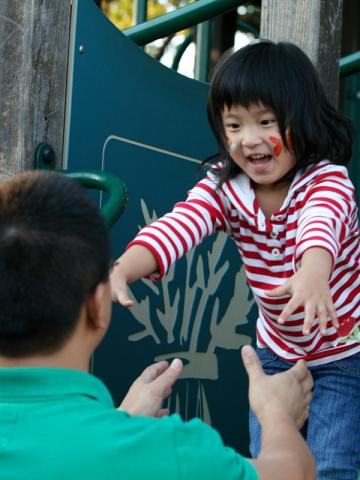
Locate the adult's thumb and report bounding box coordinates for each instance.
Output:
[241,345,265,381]
[154,358,183,392]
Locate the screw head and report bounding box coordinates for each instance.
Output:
[79,45,85,54]
[41,145,55,165]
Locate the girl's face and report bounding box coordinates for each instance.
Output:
[222,103,296,192]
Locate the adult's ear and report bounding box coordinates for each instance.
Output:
[86,281,112,332]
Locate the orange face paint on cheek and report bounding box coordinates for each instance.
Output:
[269,136,283,156]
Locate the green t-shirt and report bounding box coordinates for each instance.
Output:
[0,368,258,480]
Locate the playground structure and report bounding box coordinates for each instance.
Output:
[1,0,360,455]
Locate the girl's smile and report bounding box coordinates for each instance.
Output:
[222,103,296,192]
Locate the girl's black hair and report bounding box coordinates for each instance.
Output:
[206,40,353,186]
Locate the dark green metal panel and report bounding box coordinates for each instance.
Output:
[66,0,256,455]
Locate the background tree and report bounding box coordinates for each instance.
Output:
[94,0,260,80]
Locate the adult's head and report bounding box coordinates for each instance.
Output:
[0,171,110,358]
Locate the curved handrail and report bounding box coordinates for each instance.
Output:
[35,144,127,229]
[340,51,360,78]
[125,0,243,46]
[62,170,128,229]
[172,32,194,71]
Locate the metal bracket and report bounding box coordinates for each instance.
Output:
[35,143,56,170]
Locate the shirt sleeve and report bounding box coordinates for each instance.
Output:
[171,416,258,480]
[127,172,231,279]
[294,168,358,271]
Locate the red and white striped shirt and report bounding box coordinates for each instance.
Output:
[129,160,360,365]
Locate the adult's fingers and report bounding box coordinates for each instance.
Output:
[304,391,313,405]
[302,370,314,393]
[139,361,170,383]
[241,345,265,382]
[289,360,311,384]
[156,408,170,418]
[150,358,183,394]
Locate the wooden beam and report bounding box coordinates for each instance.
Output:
[260,0,343,106]
[0,1,71,180]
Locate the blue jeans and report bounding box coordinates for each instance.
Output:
[249,347,360,480]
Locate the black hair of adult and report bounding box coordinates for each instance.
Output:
[0,171,110,357]
[206,40,353,186]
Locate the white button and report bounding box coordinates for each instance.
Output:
[274,214,284,221]
[270,231,278,239]
[272,248,281,256]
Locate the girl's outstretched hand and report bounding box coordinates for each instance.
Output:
[266,248,338,336]
[109,245,159,307]
[110,264,134,307]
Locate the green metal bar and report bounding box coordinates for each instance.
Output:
[35,145,127,228]
[62,170,128,228]
[172,32,194,71]
[133,0,147,25]
[125,0,243,46]
[195,20,212,81]
[340,51,360,78]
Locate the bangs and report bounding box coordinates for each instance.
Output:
[210,42,302,126]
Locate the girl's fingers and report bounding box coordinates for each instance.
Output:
[267,284,289,297]
[327,302,339,329]
[121,298,134,307]
[303,303,316,335]
[278,297,301,324]
[316,304,328,336]
[116,290,134,307]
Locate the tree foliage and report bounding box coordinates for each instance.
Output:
[100,0,195,31]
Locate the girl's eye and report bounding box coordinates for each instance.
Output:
[260,118,276,126]
[225,123,240,130]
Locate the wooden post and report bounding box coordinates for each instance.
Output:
[0,1,72,180]
[260,0,343,106]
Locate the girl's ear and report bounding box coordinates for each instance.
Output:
[286,132,293,151]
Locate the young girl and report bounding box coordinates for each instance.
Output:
[111,41,360,479]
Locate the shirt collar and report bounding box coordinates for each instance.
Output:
[0,367,114,407]
[225,159,334,219]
